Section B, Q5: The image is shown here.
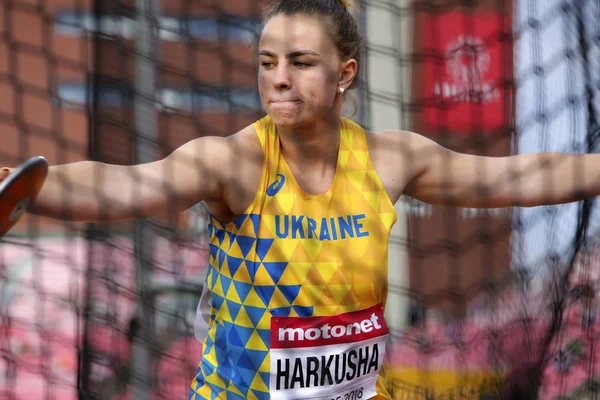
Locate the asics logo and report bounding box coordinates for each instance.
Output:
[267,174,286,196]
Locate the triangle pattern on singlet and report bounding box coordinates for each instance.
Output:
[190,117,398,400]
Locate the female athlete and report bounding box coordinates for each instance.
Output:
[2,0,600,398]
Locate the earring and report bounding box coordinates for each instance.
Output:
[339,87,345,94]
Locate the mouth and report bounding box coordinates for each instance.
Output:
[270,100,301,104]
[270,100,302,109]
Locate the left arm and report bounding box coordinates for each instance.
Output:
[380,131,600,208]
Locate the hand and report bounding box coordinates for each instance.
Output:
[0,167,11,183]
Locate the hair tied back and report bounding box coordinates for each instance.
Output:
[335,0,355,10]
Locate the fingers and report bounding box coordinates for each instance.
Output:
[0,167,11,182]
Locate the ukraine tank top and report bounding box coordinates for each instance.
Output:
[190,116,398,400]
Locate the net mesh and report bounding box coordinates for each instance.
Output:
[0,0,599,399]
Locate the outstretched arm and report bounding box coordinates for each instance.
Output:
[396,131,600,208]
[2,135,231,222]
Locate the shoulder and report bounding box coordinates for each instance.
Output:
[178,121,262,165]
[365,129,407,168]
[229,122,262,152]
[366,129,444,164]
[364,129,439,203]
[198,122,263,182]
[366,129,432,149]
[170,121,264,195]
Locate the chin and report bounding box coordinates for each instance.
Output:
[268,108,329,129]
[267,110,307,128]
[270,117,299,128]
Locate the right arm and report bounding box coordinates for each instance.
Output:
[24,135,231,222]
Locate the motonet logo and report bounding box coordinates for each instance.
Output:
[278,313,383,342]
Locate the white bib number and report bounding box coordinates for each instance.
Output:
[270,304,389,400]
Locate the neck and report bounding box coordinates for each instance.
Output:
[277,113,341,170]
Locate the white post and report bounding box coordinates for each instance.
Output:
[364,0,414,338]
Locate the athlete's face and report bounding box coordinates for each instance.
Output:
[257,14,351,127]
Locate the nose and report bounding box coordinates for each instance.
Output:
[272,64,291,90]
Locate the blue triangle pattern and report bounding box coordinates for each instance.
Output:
[233,281,252,303]
[194,366,204,389]
[270,306,291,317]
[209,244,219,261]
[206,268,213,288]
[202,348,213,365]
[217,358,232,380]
[227,232,238,249]
[278,285,302,305]
[220,275,232,296]
[233,367,255,393]
[215,346,229,370]
[256,285,276,306]
[243,305,267,327]
[245,260,260,283]
[230,373,248,394]
[227,255,244,277]
[227,324,243,347]
[203,336,214,355]
[236,236,256,258]
[214,227,225,245]
[226,299,242,321]
[235,325,255,345]
[218,249,226,269]
[226,342,244,365]
[211,293,225,311]
[293,305,314,317]
[237,350,255,370]
[251,389,271,400]
[233,214,248,230]
[259,372,271,389]
[257,328,271,348]
[210,268,218,288]
[189,387,196,398]
[194,364,203,382]
[206,382,224,400]
[213,325,228,355]
[249,214,261,236]
[262,262,288,284]
[227,392,246,400]
[200,357,215,377]
[245,349,268,370]
[255,238,274,260]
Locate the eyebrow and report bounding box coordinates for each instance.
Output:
[258,50,321,58]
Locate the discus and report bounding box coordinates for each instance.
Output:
[0,156,49,237]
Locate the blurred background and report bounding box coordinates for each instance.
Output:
[0,0,599,398]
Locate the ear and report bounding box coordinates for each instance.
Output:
[338,58,358,90]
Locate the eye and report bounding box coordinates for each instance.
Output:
[261,62,275,69]
[294,62,311,68]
